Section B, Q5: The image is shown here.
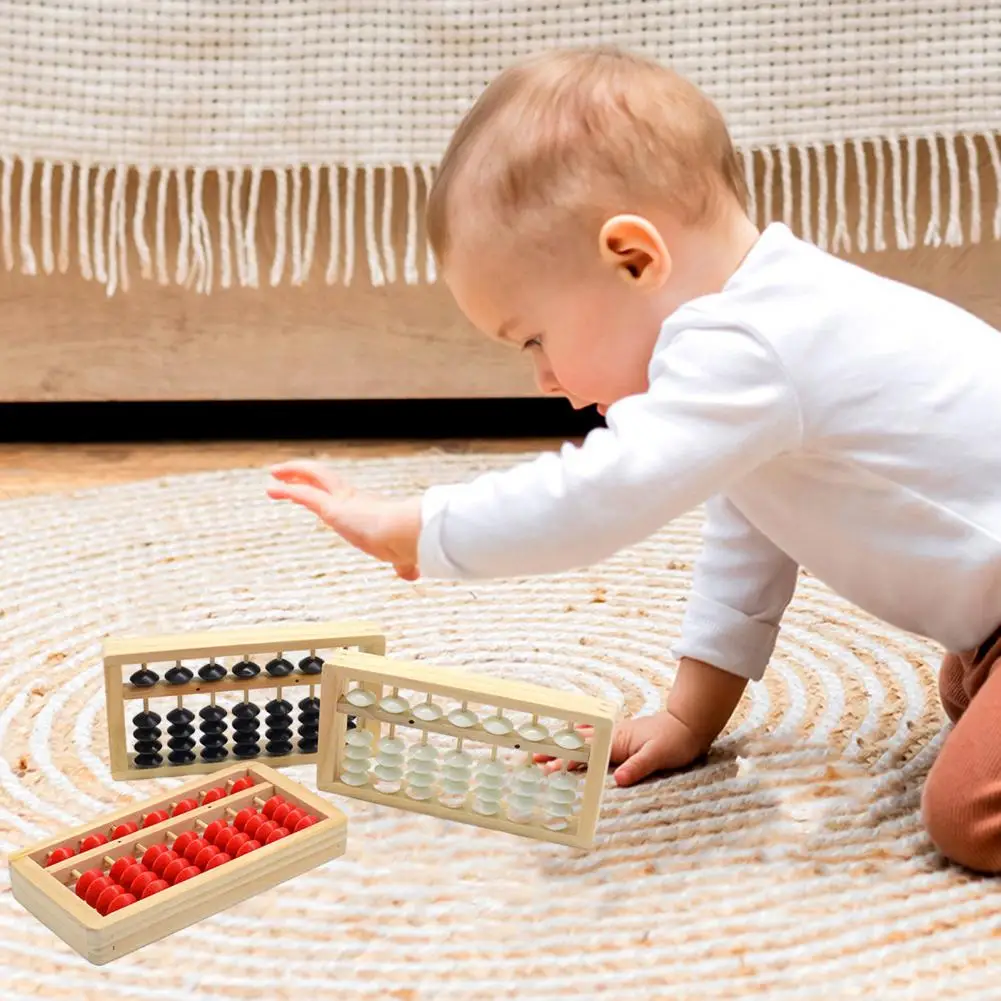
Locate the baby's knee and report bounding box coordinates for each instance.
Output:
[922,765,1001,874]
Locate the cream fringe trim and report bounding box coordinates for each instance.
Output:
[0,137,998,295]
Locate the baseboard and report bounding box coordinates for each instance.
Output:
[0,399,606,443]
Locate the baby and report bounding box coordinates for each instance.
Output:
[268,47,1001,873]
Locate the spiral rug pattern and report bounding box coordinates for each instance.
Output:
[3,450,1001,1000]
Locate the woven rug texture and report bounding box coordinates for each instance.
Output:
[2,451,1001,999]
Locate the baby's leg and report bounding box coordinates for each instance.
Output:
[922,627,1001,872]
[937,652,969,723]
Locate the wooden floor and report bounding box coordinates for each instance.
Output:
[0,440,550,499]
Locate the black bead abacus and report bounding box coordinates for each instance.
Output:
[264,697,294,756]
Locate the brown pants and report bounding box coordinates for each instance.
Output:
[922,623,1001,872]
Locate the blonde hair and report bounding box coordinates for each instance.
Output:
[426,47,746,265]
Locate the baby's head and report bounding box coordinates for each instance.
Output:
[427,47,756,413]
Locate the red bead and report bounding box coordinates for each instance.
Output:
[171,831,200,856]
[105,892,137,914]
[293,815,318,833]
[265,827,290,845]
[193,845,220,869]
[120,863,147,892]
[152,850,180,878]
[183,838,210,863]
[161,858,189,884]
[243,814,268,839]
[200,786,228,805]
[80,833,109,853]
[203,819,227,844]
[74,868,105,899]
[172,798,200,817]
[229,776,254,794]
[96,884,127,915]
[233,807,257,832]
[108,857,135,883]
[282,809,307,830]
[213,825,240,851]
[271,802,293,826]
[225,832,251,854]
[85,876,115,909]
[254,821,279,842]
[204,852,231,870]
[172,865,200,884]
[141,879,170,899]
[110,821,139,840]
[261,795,285,819]
[46,847,76,867]
[143,810,170,829]
[141,843,170,868]
[235,839,261,857]
[129,871,160,897]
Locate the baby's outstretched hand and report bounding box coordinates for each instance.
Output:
[267,460,423,581]
[537,710,707,787]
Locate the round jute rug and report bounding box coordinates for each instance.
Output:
[2,450,1001,1000]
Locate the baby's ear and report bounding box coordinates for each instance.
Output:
[598,215,671,289]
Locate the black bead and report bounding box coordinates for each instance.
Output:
[298,697,321,713]
[231,659,261,679]
[199,720,227,737]
[167,736,196,752]
[232,744,261,759]
[232,717,261,734]
[132,710,162,728]
[199,705,227,722]
[135,753,164,768]
[265,699,293,715]
[265,740,293,755]
[298,738,318,753]
[199,732,228,748]
[265,725,293,740]
[166,707,195,725]
[168,749,197,765]
[134,739,164,754]
[297,722,319,737]
[129,668,159,687]
[347,715,357,730]
[298,655,324,675]
[232,702,260,719]
[198,661,227,682]
[200,745,229,762]
[265,657,294,678]
[165,666,194,685]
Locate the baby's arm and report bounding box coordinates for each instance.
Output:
[602,495,799,785]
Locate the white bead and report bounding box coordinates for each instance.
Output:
[345,688,376,708]
[447,708,479,728]
[517,722,550,742]
[553,728,585,750]
[481,713,514,735]
[412,700,443,722]
[378,694,410,715]
[373,763,404,782]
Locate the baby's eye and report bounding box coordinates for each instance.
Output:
[521,336,542,351]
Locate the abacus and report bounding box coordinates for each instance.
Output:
[8,763,347,965]
[316,650,617,849]
[103,621,384,781]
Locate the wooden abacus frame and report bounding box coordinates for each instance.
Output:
[103,621,385,781]
[316,650,617,849]
[9,763,348,965]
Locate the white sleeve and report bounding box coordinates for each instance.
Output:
[418,321,803,580]
[672,494,799,682]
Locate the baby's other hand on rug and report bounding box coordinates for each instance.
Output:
[267,460,423,581]
[536,711,706,787]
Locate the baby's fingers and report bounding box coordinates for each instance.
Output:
[269,460,351,496]
[266,481,336,520]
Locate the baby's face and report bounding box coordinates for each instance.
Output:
[445,246,663,414]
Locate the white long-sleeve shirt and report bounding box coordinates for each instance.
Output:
[418,223,1001,681]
